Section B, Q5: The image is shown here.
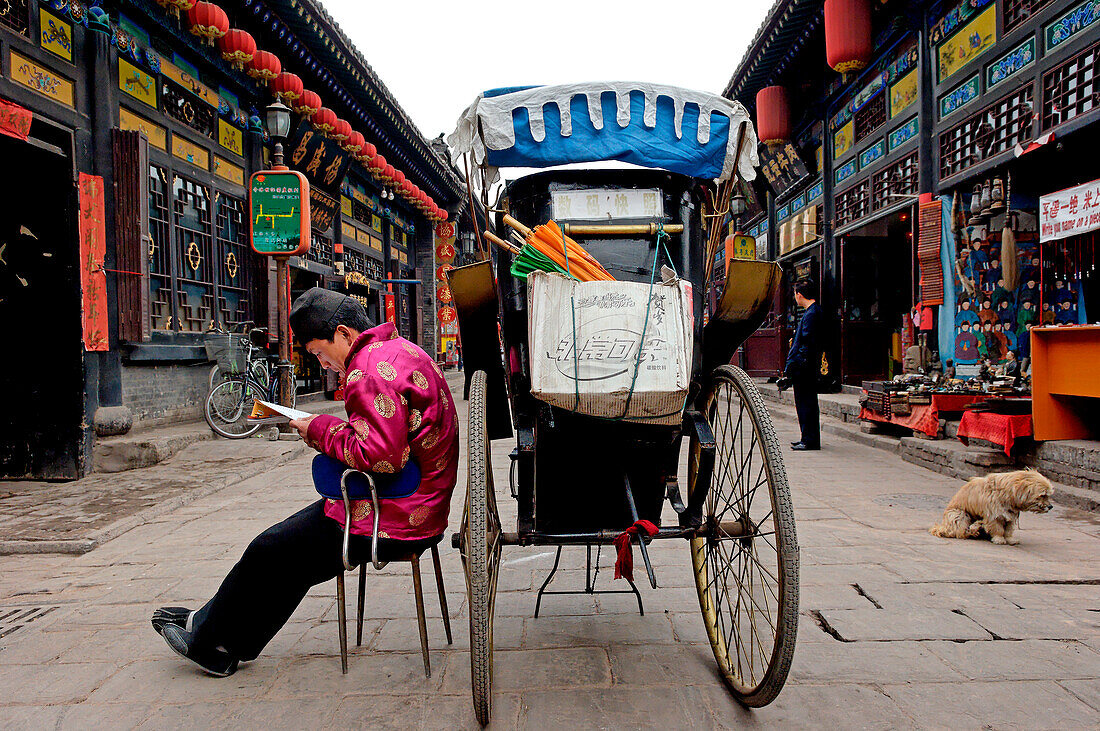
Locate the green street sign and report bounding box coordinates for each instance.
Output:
[249,170,311,256]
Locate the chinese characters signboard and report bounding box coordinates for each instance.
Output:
[758,142,809,197]
[551,189,664,220]
[1040,177,1100,243]
[78,173,108,351]
[249,170,311,255]
[287,121,350,231]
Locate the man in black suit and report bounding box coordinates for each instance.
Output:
[783,279,823,451]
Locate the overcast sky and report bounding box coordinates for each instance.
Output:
[321,0,774,142]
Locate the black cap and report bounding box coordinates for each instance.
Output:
[289,287,373,344]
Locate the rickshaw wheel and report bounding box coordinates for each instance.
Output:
[461,370,501,726]
[688,365,799,707]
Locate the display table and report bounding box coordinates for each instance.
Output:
[1031,325,1100,440]
[859,393,990,437]
[957,411,1034,456]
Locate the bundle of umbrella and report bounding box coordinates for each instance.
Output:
[485,217,614,282]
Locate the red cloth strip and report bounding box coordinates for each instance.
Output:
[613,520,659,582]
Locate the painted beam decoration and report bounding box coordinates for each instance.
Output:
[78,173,109,351]
[940,74,981,118]
[987,37,1035,90]
[937,4,996,83]
[1045,0,1100,51]
[830,40,918,131]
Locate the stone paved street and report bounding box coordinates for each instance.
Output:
[1,374,1098,728]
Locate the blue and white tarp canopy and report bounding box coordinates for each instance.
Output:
[448,82,759,184]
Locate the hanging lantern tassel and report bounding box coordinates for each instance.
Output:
[271,72,304,105]
[824,0,872,75]
[187,2,228,46]
[219,28,256,71]
[247,50,282,86]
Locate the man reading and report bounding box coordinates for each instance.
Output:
[151,288,459,676]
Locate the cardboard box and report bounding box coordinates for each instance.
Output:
[527,271,693,425]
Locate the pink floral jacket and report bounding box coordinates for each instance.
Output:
[305,323,459,541]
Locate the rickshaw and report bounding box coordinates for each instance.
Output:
[445,83,798,725]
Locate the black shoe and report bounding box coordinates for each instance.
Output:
[151,606,192,634]
[791,442,821,451]
[159,624,238,677]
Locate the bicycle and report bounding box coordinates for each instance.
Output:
[205,321,271,391]
[203,326,297,439]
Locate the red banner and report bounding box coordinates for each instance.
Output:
[385,293,396,324]
[78,173,109,351]
[437,305,457,324]
[0,97,32,141]
[436,222,455,240]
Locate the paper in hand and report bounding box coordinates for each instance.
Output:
[248,399,314,424]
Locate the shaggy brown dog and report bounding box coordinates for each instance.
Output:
[930,469,1054,544]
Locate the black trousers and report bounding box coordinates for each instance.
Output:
[191,499,438,661]
[792,378,820,448]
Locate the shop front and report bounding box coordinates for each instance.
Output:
[838,205,917,384]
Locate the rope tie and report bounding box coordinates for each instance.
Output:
[613,519,659,581]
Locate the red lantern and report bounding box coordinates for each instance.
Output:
[392,169,405,188]
[343,130,365,155]
[361,142,377,161]
[311,107,337,133]
[271,72,304,104]
[329,118,352,141]
[219,29,256,70]
[755,86,790,148]
[371,154,386,176]
[247,50,281,84]
[824,0,872,74]
[439,209,449,222]
[402,180,414,199]
[187,2,228,46]
[382,164,396,182]
[293,89,321,117]
[437,305,458,324]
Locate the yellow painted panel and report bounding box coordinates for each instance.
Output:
[172,136,210,169]
[938,5,996,82]
[212,155,244,186]
[39,8,73,62]
[118,58,156,108]
[833,119,853,160]
[11,50,74,107]
[218,119,243,157]
[890,70,918,118]
[119,107,168,150]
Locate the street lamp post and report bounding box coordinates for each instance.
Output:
[264,101,295,408]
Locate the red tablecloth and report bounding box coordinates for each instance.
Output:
[957,411,1034,456]
[859,393,991,437]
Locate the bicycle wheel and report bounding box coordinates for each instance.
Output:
[208,360,265,391]
[688,365,798,707]
[205,379,262,439]
[461,370,500,726]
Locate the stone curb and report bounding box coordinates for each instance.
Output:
[0,441,307,556]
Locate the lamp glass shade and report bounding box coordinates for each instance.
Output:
[264,101,292,140]
[729,192,747,217]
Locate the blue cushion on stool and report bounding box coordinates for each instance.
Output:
[312,453,421,501]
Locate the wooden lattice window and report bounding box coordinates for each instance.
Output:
[939,85,1035,179]
[1002,0,1055,33]
[836,180,871,227]
[172,175,215,333]
[872,152,919,211]
[0,0,29,36]
[1042,39,1100,131]
[148,165,173,331]
[344,247,367,274]
[855,93,888,143]
[308,231,333,267]
[364,256,385,282]
[214,194,252,328]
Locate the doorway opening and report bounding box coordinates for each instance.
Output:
[840,206,916,385]
[0,126,84,479]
